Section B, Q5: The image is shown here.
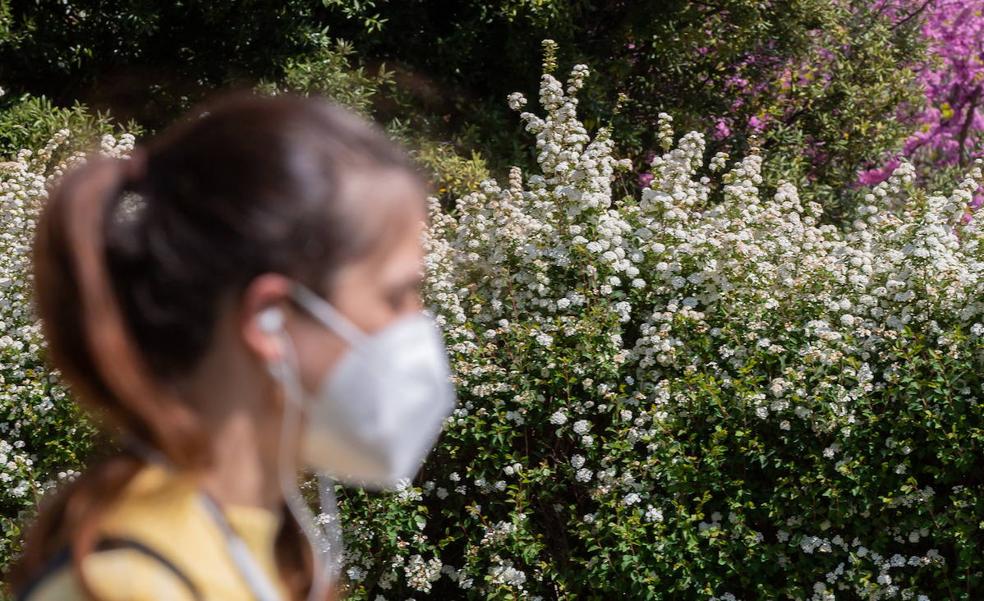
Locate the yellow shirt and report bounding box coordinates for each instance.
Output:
[23,463,292,601]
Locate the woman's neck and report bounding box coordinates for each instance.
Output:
[199,409,284,511]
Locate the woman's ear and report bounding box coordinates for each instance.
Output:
[240,273,293,365]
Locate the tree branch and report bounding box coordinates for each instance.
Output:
[891,0,934,30]
[957,85,981,167]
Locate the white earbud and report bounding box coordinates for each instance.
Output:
[258,307,285,334]
[259,308,287,382]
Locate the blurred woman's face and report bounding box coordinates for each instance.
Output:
[285,169,428,395]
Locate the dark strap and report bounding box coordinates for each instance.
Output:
[17,537,202,601]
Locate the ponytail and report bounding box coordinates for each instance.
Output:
[37,154,206,465]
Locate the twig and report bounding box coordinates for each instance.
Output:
[891,0,935,30]
[957,85,981,167]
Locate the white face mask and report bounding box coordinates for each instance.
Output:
[262,281,458,596]
[273,281,457,491]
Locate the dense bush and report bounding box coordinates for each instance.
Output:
[0,0,327,127]
[0,93,139,161]
[0,131,133,573]
[318,1,927,217]
[859,0,984,193]
[330,60,984,599]
[255,34,394,118]
[2,24,983,601]
[2,1,931,218]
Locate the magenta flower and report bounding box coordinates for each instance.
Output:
[856,0,984,209]
[857,156,901,187]
[713,118,732,140]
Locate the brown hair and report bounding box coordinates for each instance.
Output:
[9,91,422,599]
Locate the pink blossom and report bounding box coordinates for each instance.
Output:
[859,0,984,207]
[857,157,901,187]
[713,119,732,140]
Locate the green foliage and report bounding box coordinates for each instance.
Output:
[0,94,140,161]
[314,1,927,217]
[410,141,490,203]
[322,0,388,33]
[257,34,393,117]
[0,1,12,46]
[0,1,321,127]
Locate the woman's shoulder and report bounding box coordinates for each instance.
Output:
[20,464,208,601]
[97,462,203,542]
[21,544,198,601]
[19,463,288,601]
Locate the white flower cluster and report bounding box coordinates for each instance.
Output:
[793,530,945,601]
[404,554,443,593]
[1,130,134,515]
[488,557,528,589]
[387,60,982,597]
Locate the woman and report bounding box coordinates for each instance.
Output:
[8,92,457,600]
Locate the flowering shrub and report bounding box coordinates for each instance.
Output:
[2,55,984,601]
[859,0,984,191]
[683,0,984,209]
[622,0,926,219]
[0,131,132,571]
[908,0,984,166]
[335,59,984,599]
[0,93,138,162]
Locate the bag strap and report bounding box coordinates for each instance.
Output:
[17,537,202,601]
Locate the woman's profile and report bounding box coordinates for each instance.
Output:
[7,92,457,601]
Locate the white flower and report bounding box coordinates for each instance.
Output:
[572,420,591,435]
[489,561,527,588]
[404,555,443,593]
[346,566,365,581]
[507,92,528,110]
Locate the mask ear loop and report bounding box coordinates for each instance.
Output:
[317,473,344,581]
[269,330,343,601]
[289,282,368,347]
